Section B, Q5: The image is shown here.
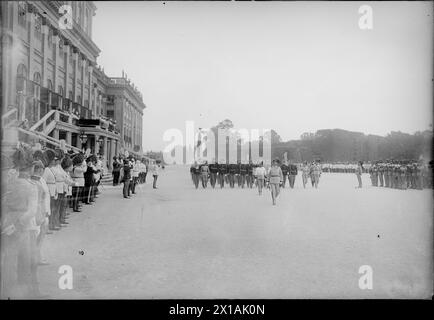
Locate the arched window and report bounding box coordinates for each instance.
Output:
[17,63,27,78]
[33,72,41,98]
[18,2,26,28]
[16,63,28,92]
[58,85,64,97]
[46,79,53,91]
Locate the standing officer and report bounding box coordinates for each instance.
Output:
[209,160,219,189]
[239,162,248,188]
[301,161,310,188]
[201,161,210,188]
[288,161,298,189]
[228,162,237,188]
[280,161,289,188]
[406,161,413,189]
[192,161,201,189]
[218,161,227,188]
[246,161,254,188]
[378,162,384,187]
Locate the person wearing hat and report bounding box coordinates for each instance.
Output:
[311,160,322,189]
[42,149,59,231]
[280,161,289,188]
[122,159,132,198]
[52,149,67,228]
[2,144,40,297]
[60,155,75,224]
[301,161,310,188]
[112,156,121,186]
[71,154,87,212]
[355,161,363,188]
[208,160,219,189]
[268,159,283,205]
[200,161,210,188]
[84,155,98,204]
[288,160,298,189]
[254,161,267,195]
[30,158,50,266]
[131,159,140,194]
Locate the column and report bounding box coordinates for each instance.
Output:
[88,63,93,117]
[94,134,100,155]
[53,32,60,92]
[80,57,85,105]
[66,131,72,145]
[72,49,78,102]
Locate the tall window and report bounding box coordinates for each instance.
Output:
[33,72,41,98]
[48,28,53,45]
[58,85,64,97]
[18,2,26,28]
[84,8,89,32]
[47,79,53,91]
[16,64,28,92]
[59,39,64,58]
[34,15,42,40]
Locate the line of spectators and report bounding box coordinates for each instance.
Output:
[1,143,104,298]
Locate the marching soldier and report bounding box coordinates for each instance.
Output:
[218,161,228,188]
[280,162,289,188]
[384,162,390,188]
[239,162,248,188]
[372,164,378,187]
[301,161,310,188]
[399,161,407,190]
[192,161,201,189]
[378,163,384,187]
[201,161,210,188]
[246,161,254,188]
[209,160,219,189]
[228,162,237,188]
[288,161,298,189]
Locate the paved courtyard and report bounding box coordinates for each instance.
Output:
[37,165,433,299]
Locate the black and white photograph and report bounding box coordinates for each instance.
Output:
[0,0,433,304]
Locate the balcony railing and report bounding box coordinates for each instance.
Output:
[15,77,94,127]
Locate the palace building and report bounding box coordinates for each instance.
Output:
[1,1,146,168]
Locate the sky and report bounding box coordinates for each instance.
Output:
[92,1,433,151]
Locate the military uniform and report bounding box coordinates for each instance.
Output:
[239,163,248,188]
[228,163,237,188]
[192,163,201,189]
[209,162,219,188]
[378,164,384,187]
[246,163,254,188]
[288,164,298,188]
[218,163,227,188]
[280,164,289,188]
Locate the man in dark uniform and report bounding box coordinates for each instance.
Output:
[280,162,289,188]
[406,161,413,189]
[228,162,237,188]
[218,162,228,188]
[246,161,254,188]
[209,160,219,189]
[384,162,390,188]
[378,162,384,187]
[192,162,201,189]
[239,162,248,188]
[288,161,298,189]
[234,161,242,187]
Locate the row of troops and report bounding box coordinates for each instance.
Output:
[1,144,105,298]
[368,160,433,190]
[189,161,323,189]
